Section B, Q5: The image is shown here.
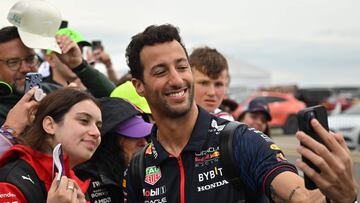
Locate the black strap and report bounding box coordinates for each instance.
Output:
[0,159,47,202]
[219,121,246,198]
[129,143,149,202]
[130,122,246,201]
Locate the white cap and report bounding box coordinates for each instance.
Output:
[7,0,62,53]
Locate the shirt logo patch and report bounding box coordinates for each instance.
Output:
[145,144,152,155]
[21,174,34,184]
[210,120,225,133]
[276,152,287,161]
[145,166,162,185]
[270,144,281,150]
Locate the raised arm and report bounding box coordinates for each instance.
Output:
[270,119,358,203]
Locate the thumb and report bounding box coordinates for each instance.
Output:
[49,173,59,193]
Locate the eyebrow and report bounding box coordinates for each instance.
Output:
[151,58,188,68]
[76,112,102,123]
[175,58,188,64]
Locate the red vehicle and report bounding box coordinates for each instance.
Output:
[233,91,306,134]
[321,93,352,112]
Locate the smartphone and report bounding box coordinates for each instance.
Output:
[297,105,329,190]
[24,72,42,93]
[52,144,65,184]
[91,40,103,51]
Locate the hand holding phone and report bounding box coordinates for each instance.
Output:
[297,105,329,190]
[53,144,65,184]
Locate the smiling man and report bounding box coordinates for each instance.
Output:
[122,24,357,203]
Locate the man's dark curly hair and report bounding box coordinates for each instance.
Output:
[125,24,188,81]
[0,26,20,44]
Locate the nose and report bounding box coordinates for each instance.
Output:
[168,67,183,86]
[18,60,34,73]
[89,124,101,139]
[206,84,216,96]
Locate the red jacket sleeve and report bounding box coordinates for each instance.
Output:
[0,182,27,203]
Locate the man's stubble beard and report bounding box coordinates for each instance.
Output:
[146,82,195,118]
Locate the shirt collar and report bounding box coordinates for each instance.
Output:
[149,106,213,165]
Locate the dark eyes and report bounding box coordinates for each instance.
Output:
[79,118,89,124]
[215,82,225,87]
[177,66,188,71]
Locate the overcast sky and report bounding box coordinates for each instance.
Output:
[1,0,359,87]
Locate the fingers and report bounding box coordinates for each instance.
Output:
[73,182,85,202]
[331,131,351,154]
[3,86,41,135]
[48,173,60,193]
[56,35,76,54]
[296,131,336,168]
[296,145,335,177]
[310,119,342,154]
[295,159,328,189]
[47,176,84,203]
[21,86,38,102]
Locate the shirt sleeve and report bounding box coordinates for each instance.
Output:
[233,126,298,196]
[74,62,115,98]
[0,132,13,157]
[0,182,27,203]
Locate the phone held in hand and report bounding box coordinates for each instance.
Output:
[52,143,65,184]
[24,72,42,93]
[297,105,329,190]
[24,72,44,101]
[91,40,102,51]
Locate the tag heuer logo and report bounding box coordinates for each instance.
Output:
[145,166,162,185]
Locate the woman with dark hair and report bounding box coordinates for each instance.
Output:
[238,98,272,136]
[75,97,152,203]
[0,88,102,203]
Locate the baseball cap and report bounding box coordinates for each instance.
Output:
[46,28,91,54]
[110,81,151,114]
[113,115,153,138]
[99,97,142,136]
[241,98,272,121]
[7,0,62,53]
[0,81,13,96]
[56,28,91,47]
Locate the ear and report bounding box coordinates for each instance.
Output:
[132,78,145,97]
[42,116,57,135]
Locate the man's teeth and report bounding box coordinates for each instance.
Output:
[169,90,185,97]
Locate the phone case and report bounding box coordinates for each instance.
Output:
[52,144,65,183]
[297,105,329,190]
[24,72,42,93]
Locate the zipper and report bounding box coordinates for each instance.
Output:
[177,155,185,203]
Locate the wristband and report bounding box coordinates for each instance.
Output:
[0,125,18,144]
[72,59,88,74]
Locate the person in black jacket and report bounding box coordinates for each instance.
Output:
[75,97,152,203]
[123,24,357,203]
